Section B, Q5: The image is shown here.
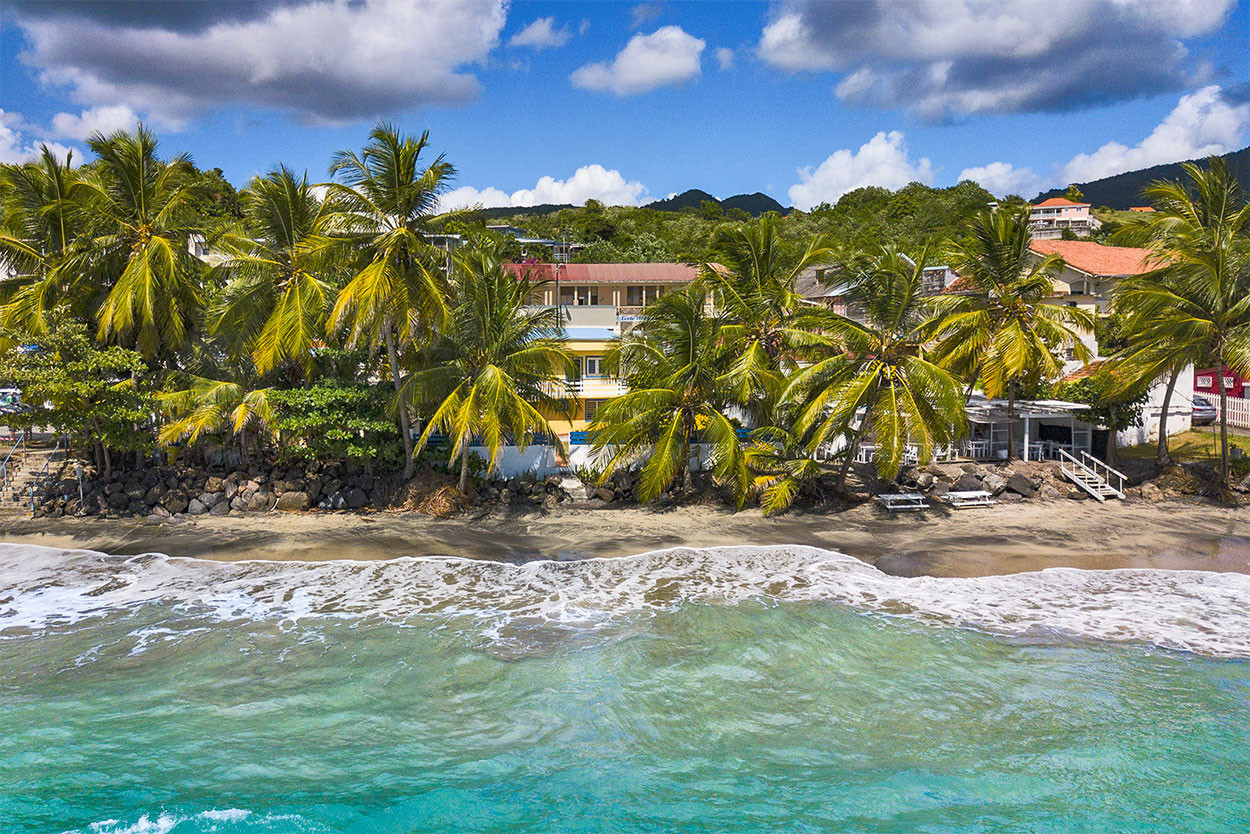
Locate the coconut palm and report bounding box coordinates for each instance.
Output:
[1111,158,1250,480]
[744,420,827,515]
[930,206,1094,458]
[787,245,967,488]
[159,376,274,465]
[327,124,459,478]
[589,287,750,503]
[210,166,341,376]
[0,146,91,336]
[72,126,206,359]
[697,218,835,407]
[403,245,574,493]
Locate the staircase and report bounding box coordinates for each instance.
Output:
[1057,448,1126,502]
[0,433,69,515]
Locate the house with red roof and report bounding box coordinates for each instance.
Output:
[1028,197,1100,239]
[1026,239,1154,314]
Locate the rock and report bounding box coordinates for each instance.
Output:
[1140,482,1163,502]
[960,463,983,475]
[150,504,171,518]
[594,486,615,503]
[104,491,128,510]
[1066,489,1090,501]
[224,481,238,500]
[187,498,208,515]
[586,497,608,508]
[105,482,125,495]
[209,501,230,516]
[541,494,559,511]
[1038,484,1063,501]
[345,487,368,509]
[1007,473,1037,497]
[143,486,161,505]
[981,473,1007,495]
[952,473,982,492]
[162,495,189,514]
[230,496,248,512]
[998,491,1024,503]
[198,491,222,508]
[931,480,951,496]
[915,472,936,490]
[205,476,225,493]
[275,491,310,512]
[248,491,274,512]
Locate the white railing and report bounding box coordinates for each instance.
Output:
[1056,447,1125,501]
[1212,396,1250,429]
[1079,450,1126,496]
[1,431,25,490]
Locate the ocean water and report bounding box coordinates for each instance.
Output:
[2,544,1248,833]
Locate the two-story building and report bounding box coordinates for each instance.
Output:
[1028,197,1101,239]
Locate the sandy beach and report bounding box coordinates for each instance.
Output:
[2,499,1246,578]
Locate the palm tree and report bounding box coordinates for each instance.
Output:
[930,206,1094,458]
[327,124,459,478]
[210,166,341,377]
[159,376,274,465]
[697,218,835,407]
[787,245,967,488]
[589,287,750,503]
[1111,158,1250,480]
[403,245,574,494]
[744,420,827,515]
[0,146,91,336]
[72,126,206,360]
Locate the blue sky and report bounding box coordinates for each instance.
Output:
[1,1,1247,209]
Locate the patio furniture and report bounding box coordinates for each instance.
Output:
[876,493,929,513]
[944,490,997,509]
[855,444,877,464]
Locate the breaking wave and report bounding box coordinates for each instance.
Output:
[2,543,1249,658]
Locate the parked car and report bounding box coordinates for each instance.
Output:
[1191,395,1217,426]
[0,388,33,415]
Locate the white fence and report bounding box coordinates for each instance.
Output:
[1212,396,1250,429]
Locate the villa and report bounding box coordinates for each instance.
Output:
[1028,197,1101,239]
[508,261,703,331]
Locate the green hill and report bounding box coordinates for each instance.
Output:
[644,189,788,216]
[1034,146,1249,209]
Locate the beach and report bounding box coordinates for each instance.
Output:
[2,498,1246,577]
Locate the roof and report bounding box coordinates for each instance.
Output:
[1033,197,1089,208]
[564,327,617,341]
[795,266,841,299]
[506,262,700,284]
[1028,239,1152,276]
[1060,360,1106,383]
[1129,206,1156,212]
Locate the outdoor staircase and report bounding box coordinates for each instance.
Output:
[1056,448,1126,502]
[0,434,68,516]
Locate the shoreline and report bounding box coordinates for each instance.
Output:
[2,499,1247,578]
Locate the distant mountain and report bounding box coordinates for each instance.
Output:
[475,203,574,219]
[644,189,788,216]
[1033,146,1249,209]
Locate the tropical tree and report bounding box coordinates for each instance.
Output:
[1110,158,1250,480]
[404,246,574,493]
[744,419,828,515]
[327,124,459,478]
[589,287,750,503]
[930,206,1094,457]
[72,126,206,360]
[786,245,968,488]
[0,146,92,337]
[209,166,342,377]
[697,218,835,407]
[158,376,274,465]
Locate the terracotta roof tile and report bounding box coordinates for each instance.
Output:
[1028,239,1153,276]
[505,262,700,283]
[1033,197,1089,208]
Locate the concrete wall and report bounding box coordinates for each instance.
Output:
[1114,365,1195,448]
[467,445,562,479]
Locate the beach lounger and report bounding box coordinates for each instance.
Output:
[944,490,997,509]
[875,493,929,513]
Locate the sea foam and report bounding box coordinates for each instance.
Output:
[3,543,1249,658]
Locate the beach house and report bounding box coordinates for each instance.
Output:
[1028,197,1101,239]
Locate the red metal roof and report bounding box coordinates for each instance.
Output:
[1028,239,1153,276]
[1033,197,1089,208]
[505,262,701,283]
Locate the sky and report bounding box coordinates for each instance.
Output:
[0,0,1247,211]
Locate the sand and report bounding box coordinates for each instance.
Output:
[1,498,1247,578]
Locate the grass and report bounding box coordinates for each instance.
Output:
[1120,424,1250,464]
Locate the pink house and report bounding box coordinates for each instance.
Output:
[1029,197,1101,239]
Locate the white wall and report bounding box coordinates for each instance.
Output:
[467,445,562,479]
[1115,365,1194,448]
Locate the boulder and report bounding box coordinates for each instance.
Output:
[959,463,983,475]
[106,491,129,510]
[952,473,982,492]
[198,491,222,508]
[187,498,208,515]
[594,486,615,503]
[931,480,951,496]
[275,491,310,512]
[205,476,225,493]
[143,485,164,506]
[915,472,936,490]
[331,491,347,510]
[1038,484,1063,501]
[998,491,1024,503]
[1007,473,1037,497]
[1140,482,1163,502]
[162,495,189,514]
[541,494,559,511]
[209,501,230,516]
[230,496,249,512]
[150,504,171,519]
[248,491,274,512]
[981,473,1007,496]
[345,487,368,509]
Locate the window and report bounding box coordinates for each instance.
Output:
[584,356,602,377]
[1197,376,1212,388]
[584,399,609,421]
[559,286,598,306]
[626,286,662,306]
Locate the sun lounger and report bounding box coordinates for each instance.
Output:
[944,490,997,509]
[875,493,928,513]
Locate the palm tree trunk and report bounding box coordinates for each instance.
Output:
[384,322,415,480]
[1005,383,1016,461]
[459,444,471,494]
[1157,366,1180,467]
[1218,360,1230,482]
[836,412,869,491]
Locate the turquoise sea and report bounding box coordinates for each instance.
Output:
[2,543,1248,833]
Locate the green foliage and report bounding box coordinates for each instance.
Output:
[1054,371,1147,434]
[1064,184,1086,203]
[269,382,403,467]
[0,317,154,453]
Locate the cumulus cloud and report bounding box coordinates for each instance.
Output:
[442,165,649,210]
[571,26,705,96]
[0,110,76,165]
[716,47,735,71]
[48,105,141,141]
[757,0,1235,119]
[10,0,507,125]
[1062,85,1250,182]
[788,131,933,210]
[957,161,1044,197]
[630,3,664,29]
[509,17,571,50]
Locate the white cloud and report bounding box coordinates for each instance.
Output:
[571,26,705,96]
[716,47,735,71]
[12,0,507,125]
[442,164,649,211]
[49,105,141,141]
[957,161,1044,197]
[509,17,571,50]
[1062,85,1250,182]
[788,131,933,210]
[757,0,1235,119]
[0,110,76,165]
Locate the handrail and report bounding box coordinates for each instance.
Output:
[1,431,25,489]
[1055,447,1124,501]
[1078,450,1126,495]
[28,436,64,513]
